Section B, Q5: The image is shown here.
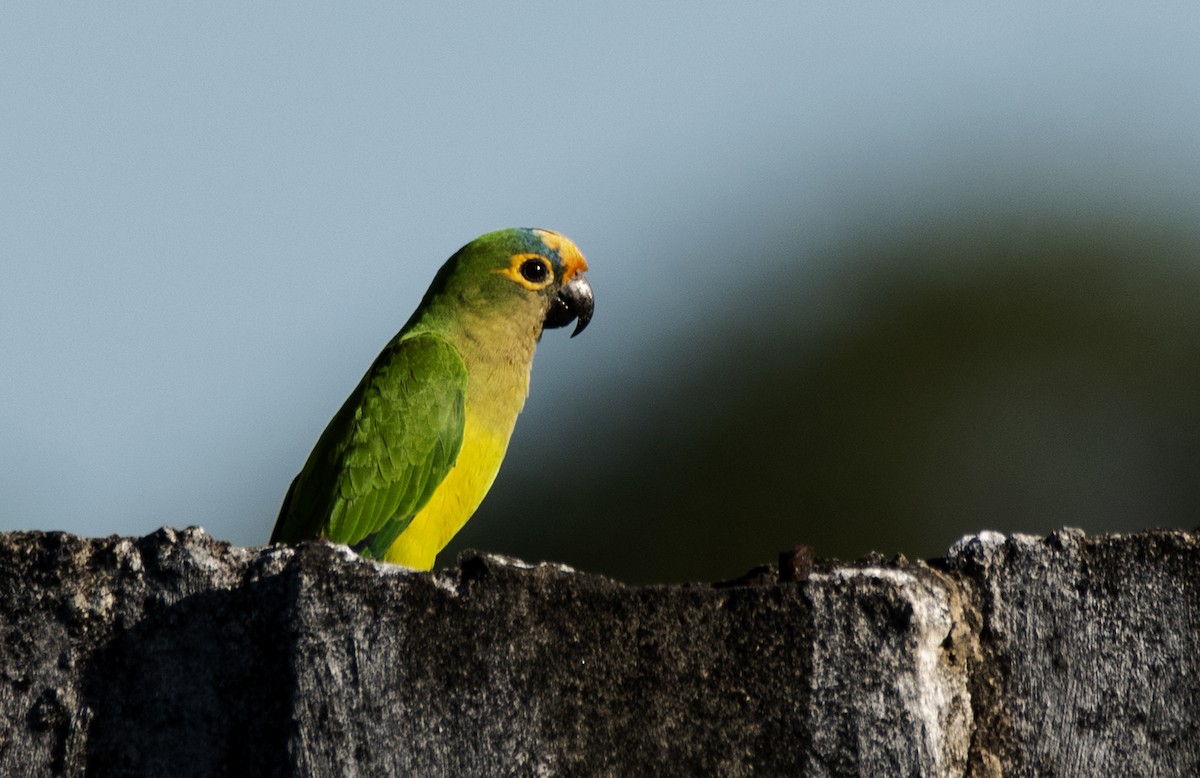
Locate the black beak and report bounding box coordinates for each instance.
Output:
[543,273,594,337]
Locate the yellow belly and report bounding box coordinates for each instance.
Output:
[380,410,509,570]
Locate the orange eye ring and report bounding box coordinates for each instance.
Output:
[519,257,549,284]
[496,253,555,291]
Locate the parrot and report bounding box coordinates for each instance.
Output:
[270,227,593,570]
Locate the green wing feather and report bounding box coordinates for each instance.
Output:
[270,332,467,557]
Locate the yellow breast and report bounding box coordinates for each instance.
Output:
[380,409,510,570]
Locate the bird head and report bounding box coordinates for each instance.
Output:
[430,227,594,339]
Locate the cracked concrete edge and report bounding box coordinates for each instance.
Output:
[937,526,1200,777]
[805,563,975,777]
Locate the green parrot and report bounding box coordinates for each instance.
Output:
[270,227,593,569]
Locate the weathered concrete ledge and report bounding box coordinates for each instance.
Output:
[0,527,1197,777]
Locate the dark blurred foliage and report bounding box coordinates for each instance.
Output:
[448,206,1200,583]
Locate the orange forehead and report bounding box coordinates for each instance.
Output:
[534,229,589,280]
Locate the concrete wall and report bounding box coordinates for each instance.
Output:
[1,527,1197,776]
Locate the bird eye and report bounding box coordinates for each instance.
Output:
[519,258,550,284]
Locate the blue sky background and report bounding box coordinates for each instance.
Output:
[4,4,1200,580]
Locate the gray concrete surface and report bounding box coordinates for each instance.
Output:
[1,526,1196,776]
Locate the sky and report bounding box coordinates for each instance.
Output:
[4,4,1200,575]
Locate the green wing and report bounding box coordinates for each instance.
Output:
[270,332,467,557]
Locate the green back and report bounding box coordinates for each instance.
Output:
[271,332,467,554]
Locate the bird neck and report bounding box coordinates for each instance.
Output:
[407,283,545,428]
[456,310,539,429]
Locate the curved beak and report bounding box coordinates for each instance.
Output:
[543,273,594,337]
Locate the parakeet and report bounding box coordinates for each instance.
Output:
[270,227,593,569]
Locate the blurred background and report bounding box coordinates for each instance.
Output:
[3,4,1199,583]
